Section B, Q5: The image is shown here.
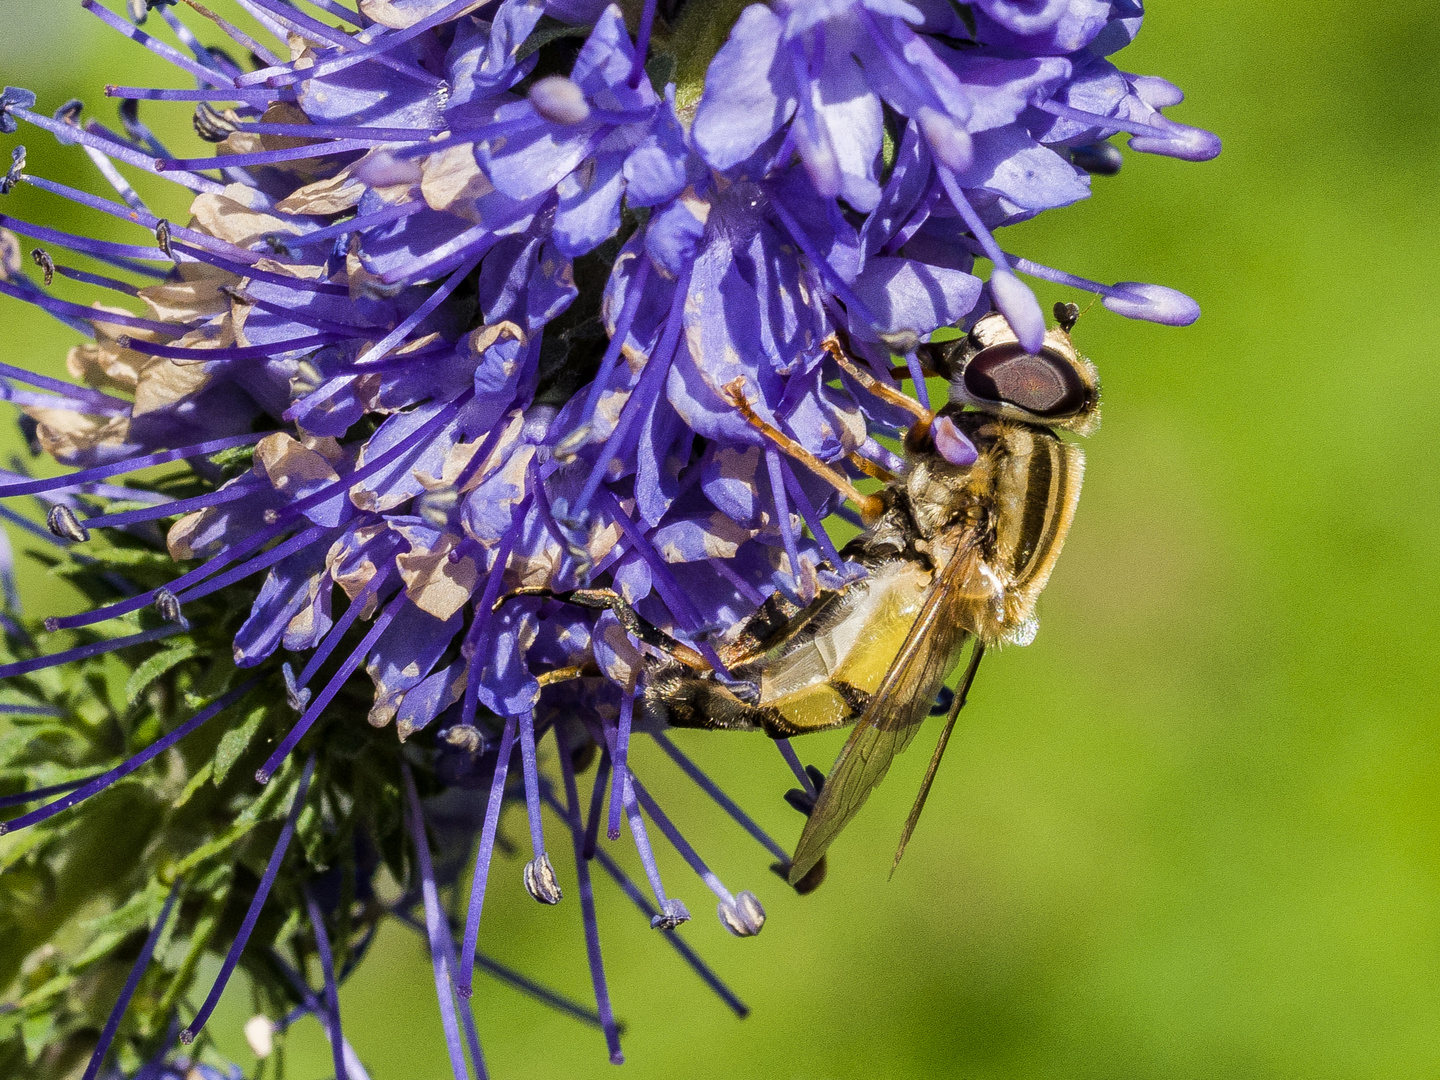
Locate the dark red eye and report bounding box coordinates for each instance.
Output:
[963,343,1087,417]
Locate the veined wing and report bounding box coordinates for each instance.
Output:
[788,540,986,885]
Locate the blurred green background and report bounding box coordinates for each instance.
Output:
[4,1,1440,1078]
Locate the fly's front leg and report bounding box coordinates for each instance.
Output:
[719,377,886,523]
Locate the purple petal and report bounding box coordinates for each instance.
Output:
[692,5,792,171]
[1102,282,1201,325]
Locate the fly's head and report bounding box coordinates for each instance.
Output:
[941,304,1102,438]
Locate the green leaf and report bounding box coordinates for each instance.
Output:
[173,760,213,809]
[124,642,200,707]
[213,704,266,786]
[168,768,293,877]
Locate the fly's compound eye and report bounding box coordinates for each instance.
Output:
[945,311,1100,434]
[963,342,1089,418]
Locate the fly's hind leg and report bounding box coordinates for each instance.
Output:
[497,586,711,672]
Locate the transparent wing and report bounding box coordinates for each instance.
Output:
[788,542,985,884]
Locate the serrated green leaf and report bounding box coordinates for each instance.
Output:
[124,642,200,707]
[213,705,266,786]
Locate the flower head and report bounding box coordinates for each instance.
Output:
[0,0,1217,1073]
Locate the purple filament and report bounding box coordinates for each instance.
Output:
[378,221,490,285]
[81,882,182,1080]
[628,773,735,904]
[242,0,441,86]
[296,0,367,29]
[766,446,807,600]
[176,523,337,606]
[0,703,67,721]
[81,478,260,530]
[48,518,306,631]
[607,686,636,841]
[0,360,132,413]
[117,332,338,363]
[267,952,369,1075]
[588,843,749,1019]
[356,254,482,367]
[629,0,660,86]
[19,174,266,265]
[582,749,611,861]
[572,267,687,515]
[859,437,904,474]
[295,565,394,687]
[241,0,362,50]
[454,524,520,723]
[435,905,490,1080]
[396,912,605,1029]
[304,888,350,1080]
[260,0,485,89]
[0,774,95,809]
[935,165,1009,271]
[0,211,166,263]
[1034,98,1170,139]
[650,732,790,863]
[516,710,548,860]
[615,762,675,913]
[775,738,818,798]
[227,0,299,42]
[0,432,264,499]
[50,263,142,295]
[278,200,427,250]
[471,952,605,1029]
[555,735,624,1063]
[0,278,183,335]
[593,489,730,676]
[400,762,478,1080]
[768,196,880,330]
[180,753,316,1044]
[3,106,222,193]
[256,594,404,783]
[169,238,345,291]
[105,85,295,105]
[177,0,282,65]
[778,457,846,572]
[457,712,517,998]
[580,257,650,424]
[0,625,183,681]
[156,138,373,172]
[81,0,234,88]
[904,350,932,412]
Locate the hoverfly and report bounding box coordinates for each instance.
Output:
[512,305,1099,888]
